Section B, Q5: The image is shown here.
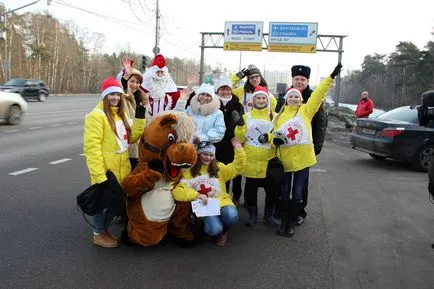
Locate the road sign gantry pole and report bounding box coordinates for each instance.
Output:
[199,32,347,104]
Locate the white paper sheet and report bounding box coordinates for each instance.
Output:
[191,198,221,217]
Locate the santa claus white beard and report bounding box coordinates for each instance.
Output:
[149,74,168,100]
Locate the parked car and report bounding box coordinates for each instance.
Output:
[0,78,49,102]
[350,105,434,172]
[0,91,28,125]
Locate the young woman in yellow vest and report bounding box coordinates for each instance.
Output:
[172,138,246,246]
[234,86,279,228]
[273,63,342,237]
[83,76,146,248]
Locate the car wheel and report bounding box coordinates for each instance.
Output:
[38,93,47,102]
[413,144,434,172]
[7,105,23,125]
[369,153,386,160]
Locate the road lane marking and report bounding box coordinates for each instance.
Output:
[26,109,89,116]
[9,168,38,175]
[67,122,78,125]
[49,158,71,165]
[28,127,42,130]
[5,130,19,132]
[50,124,61,127]
[311,168,327,172]
[79,153,85,156]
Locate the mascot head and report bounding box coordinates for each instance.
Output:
[139,111,197,182]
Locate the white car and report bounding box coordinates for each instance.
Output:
[0,91,28,125]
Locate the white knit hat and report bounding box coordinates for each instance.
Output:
[195,83,215,99]
[214,77,231,93]
[196,141,216,155]
[284,88,303,103]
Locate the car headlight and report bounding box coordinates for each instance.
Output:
[3,89,11,92]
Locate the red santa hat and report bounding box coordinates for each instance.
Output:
[284,88,303,103]
[150,54,168,73]
[101,76,124,98]
[251,86,269,99]
[251,86,271,113]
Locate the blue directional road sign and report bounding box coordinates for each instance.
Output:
[224,21,263,51]
[268,22,318,53]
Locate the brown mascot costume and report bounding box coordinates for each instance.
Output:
[122,111,197,246]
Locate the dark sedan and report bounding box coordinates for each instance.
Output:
[350,106,434,172]
[0,78,49,102]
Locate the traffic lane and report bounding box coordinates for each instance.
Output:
[318,142,434,289]
[25,95,98,114]
[0,123,83,175]
[0,95,97,129]
[0,157,334,289]
[0,112,85,133]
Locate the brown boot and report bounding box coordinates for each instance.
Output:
[215,232,227,246]
[92,232,119,248]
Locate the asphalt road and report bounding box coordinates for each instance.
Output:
[0,95,433,289]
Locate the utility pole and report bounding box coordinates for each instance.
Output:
[153,0,160,57]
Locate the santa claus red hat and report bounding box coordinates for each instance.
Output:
[150,54,168,72]
[284,88,303,102]
[251,86,269,99]
[101,76,123,98]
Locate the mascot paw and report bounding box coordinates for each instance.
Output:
[137,166,163,188]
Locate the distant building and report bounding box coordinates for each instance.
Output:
[263,70,291,95]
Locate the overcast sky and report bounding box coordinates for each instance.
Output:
[4,0,434,84]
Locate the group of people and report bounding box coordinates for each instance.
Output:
[82,52,342,248]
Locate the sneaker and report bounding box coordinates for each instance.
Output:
[93,232,119,248]
[215,233,227,246]
[295,216,305,226]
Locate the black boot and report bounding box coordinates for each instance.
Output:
[263,208,279,227]
[284,219,295,237]
[284,200,304,237]
[277,200,291,236]
[245,206,258,227]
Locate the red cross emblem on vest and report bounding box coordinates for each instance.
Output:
[286,127,299,141]
[198,184,212,195]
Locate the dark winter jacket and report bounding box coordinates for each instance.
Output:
[215,95,244,164]
[301,85,328,155]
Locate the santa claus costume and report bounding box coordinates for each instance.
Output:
[141,54,180,120]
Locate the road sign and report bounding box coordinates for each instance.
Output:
[268,22,318,53]
[152,46,160,55]
[224,21,263,51]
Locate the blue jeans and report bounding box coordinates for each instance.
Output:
[92,208,115,234]
[281,167,310,203]
[203,205,238,236]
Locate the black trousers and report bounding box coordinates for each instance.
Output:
[225,175,243,201]
[244,177,276,212]
[300,169,309,218]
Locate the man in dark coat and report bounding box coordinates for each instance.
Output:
[214,77,245,205]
